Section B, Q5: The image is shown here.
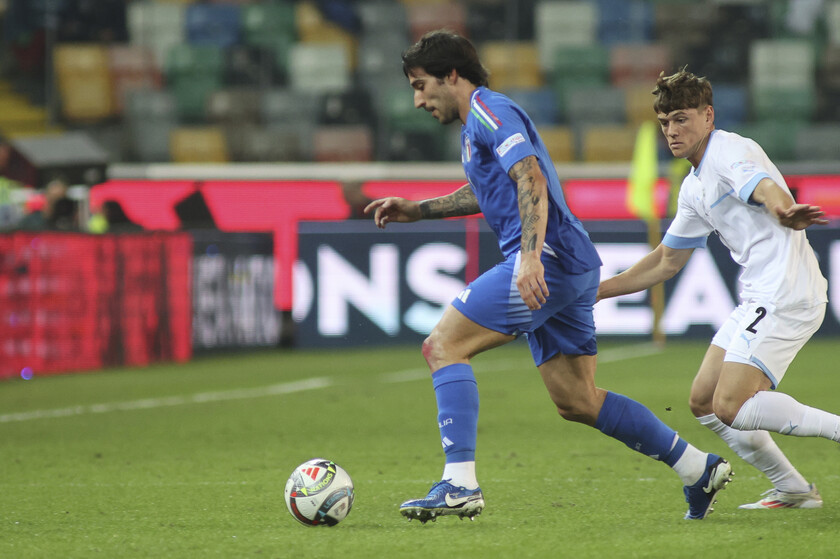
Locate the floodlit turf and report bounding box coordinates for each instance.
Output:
[2,339,839,558]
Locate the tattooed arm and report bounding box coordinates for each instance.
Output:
[510,155,550,310]
[364,184,479,229]
[419,184,480,219]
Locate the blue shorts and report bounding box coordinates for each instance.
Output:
[451,250,599,366]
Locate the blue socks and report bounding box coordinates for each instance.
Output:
[432,363,479,463]
[431,372,689,472]
[595,391,685,465]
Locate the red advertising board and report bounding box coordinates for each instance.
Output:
[0,232,192,378]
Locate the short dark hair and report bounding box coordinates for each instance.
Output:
[402,30,489,87]
[652,68,713,114]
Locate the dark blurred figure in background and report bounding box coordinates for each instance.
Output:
[47,195,79,231]
[17,176,71,230]
[102,199,143,233]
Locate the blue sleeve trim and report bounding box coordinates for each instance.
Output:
[662,233,707,249]
[739,173,771,205]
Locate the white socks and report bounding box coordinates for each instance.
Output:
[731,391,840,442]
[698,413,810,493]
[670,438,710,486]
[442,461,478,490]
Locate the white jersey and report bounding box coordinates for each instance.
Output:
[663,129,828,310]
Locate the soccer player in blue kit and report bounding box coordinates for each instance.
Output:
[365,31,732,522]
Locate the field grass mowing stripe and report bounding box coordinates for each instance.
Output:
[2,344,661,424]
[0,377,332,424]
[380,342,662,383]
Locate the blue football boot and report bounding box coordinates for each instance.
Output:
[684,454,733,519]
[400,480,485,523]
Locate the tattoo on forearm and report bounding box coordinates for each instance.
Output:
[511,157,543,253]
[420,184,480,219]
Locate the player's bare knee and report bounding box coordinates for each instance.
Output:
[712,396,742,426]
[421,335,438,370]
[553,399,596,424]
[421,331,455,371]
[688,392,712,418]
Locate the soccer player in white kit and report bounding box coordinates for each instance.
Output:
[598,68,835,510]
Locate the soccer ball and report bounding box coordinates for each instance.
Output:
[284,458,355,526]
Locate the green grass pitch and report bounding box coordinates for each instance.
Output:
[2,339,839,558]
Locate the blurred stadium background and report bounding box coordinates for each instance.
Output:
[0,0,838,378]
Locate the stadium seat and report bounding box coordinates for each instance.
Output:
[313,125,374,162]
[581,124,637,162]
[295,2,359,69]
[287,43,351,93]
[0,88,60,138]
[504,87,558,126]
[751,86,816,122]
[261,88,322,127]
[829,1,840,45]
[610,43,671,88]
[550,44,610,113]
[537,125,576,162]
[566,85,626,126]
[206,89,261,125]
[124,89,177,162]
[624,85,656,126]
[54,44,116,122]
[318,88,376,126]
[357,32,410,85]
[406,3,468,41]
[225,124,306,162]
[819,45,840,91]
[595,0,654,46]
[381,85,439,133]
[165,44,225,83]
[224,44,283,87]
[380,129,449,162]
[170,126,230,163]
[734,120,805,162]
[749,39,816,91]
[710,83,748,130]
[535,1,598,72]
[185,3,241,48]
[164,44,225,121]
[552,44,610,86]
[241,2,296,47]
[794,125,840,162]
[107,45,162,114]
[357,0,409,33]
[653,0,718,53]
[481,42,543,90]
[465,0,511,43]
[126,1,186,66]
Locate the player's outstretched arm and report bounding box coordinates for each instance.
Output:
[751,178,829,230]
[597,244,693,301]
[774,204,828,230]
[364,197,422,229]
[364,184,480,229]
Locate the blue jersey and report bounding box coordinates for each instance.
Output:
[461,87,601,274]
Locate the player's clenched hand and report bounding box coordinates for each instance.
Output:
[775,203,828,230]
[364,197,422,229]
[516,253,548,310]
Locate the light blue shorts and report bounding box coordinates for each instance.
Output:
[451,250,599,366]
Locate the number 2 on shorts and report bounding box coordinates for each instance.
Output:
[745,306,767,334]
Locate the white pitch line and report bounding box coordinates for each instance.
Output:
[0,377,332,424]
[2,344,662,424]
[380,342,663,384]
